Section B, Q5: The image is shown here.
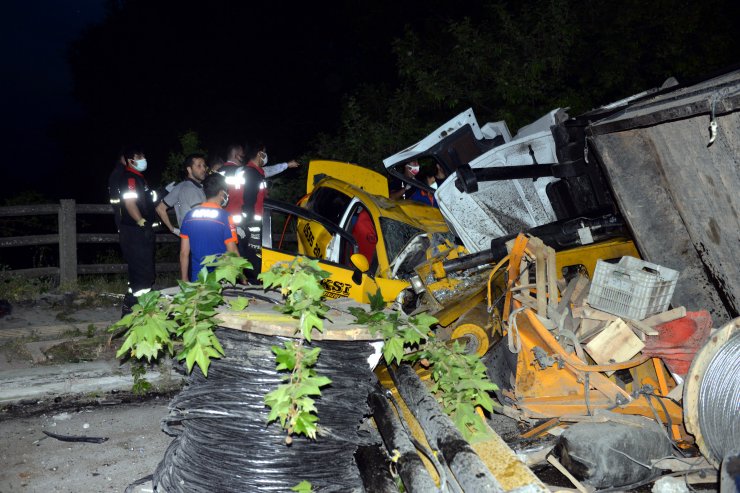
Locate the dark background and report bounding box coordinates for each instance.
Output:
[3,0,475,202]
[2,0,739,204]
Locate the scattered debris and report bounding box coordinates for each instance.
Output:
[41,430,108,444]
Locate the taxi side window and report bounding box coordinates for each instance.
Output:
[306,187,351,226]
[342,205,378,270]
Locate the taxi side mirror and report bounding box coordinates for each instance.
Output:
[350,253,369,285]
[350,253,369,272]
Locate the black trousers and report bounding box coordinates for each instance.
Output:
[238,223,262,283]
[119,224,156,309]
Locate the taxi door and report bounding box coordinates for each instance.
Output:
[262,199,398,304]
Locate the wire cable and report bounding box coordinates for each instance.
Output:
[153,328,379,493]
[697,333,740,464]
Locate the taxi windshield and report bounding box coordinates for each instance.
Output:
[379,217,426,262]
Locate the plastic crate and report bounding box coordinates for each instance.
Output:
[587,256,679,320]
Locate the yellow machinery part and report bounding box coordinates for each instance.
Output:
[451,324,490,357]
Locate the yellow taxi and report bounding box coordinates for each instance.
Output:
[260,160,452,305]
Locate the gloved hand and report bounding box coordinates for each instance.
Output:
[236,226,246,239]
[136,218,147,227]
[172,227,181,236]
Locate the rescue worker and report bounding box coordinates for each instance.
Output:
[218,143,247,235]
[117,145,158,317]
[179,174,238,282]
[155,153,207,234]
[107,151,127,230]
[240,142,269,281]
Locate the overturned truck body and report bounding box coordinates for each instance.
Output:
[384,68,740,326]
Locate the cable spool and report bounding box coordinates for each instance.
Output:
[153,325,381,492]
[684,317,740,467]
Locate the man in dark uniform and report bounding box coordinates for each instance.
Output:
[241,142,270,282]
[107,151,127,231]
[117,145,157,317]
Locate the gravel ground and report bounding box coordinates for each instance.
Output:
[0,398,173,493]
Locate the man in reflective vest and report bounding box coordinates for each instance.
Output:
[117,145,157,317]
[218,144,247,235]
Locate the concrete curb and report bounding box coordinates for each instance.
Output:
[0,358,183,405]
[0,320,116,342]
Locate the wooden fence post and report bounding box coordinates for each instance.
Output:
[59,199,77,288]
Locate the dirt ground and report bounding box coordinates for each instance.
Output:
[0,398,173,493]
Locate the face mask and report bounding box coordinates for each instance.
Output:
[406,164,419,176]
[221,192,229,208]
[132,158,147,172]
[261,152,268,166]
[430,182,438,190]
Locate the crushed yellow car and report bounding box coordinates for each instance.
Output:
[261,160,453,305]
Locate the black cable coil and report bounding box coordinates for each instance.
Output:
[153,328,380,492]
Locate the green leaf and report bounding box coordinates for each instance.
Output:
[228,296,249,311]
[296,376,332,397]
[293,411,319,439]
[369,288,386,311]
[291,481,313,493]
[383,336,405,366]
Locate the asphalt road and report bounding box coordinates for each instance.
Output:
[0,398,173,493]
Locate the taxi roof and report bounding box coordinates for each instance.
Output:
[313,176,450,234]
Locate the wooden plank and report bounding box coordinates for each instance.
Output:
[75,204,116,214]
[547,455,592,493]
[521,417,560,439]
[625,318,659,336]
[641,306,686,326]
[0,267,59,279]
[546,246,559,310]
[0,204,59,217]
[535,243,547,316]
[584,318,645,375]
[0,234,59,248]
[572,305,617,321]
[575,318,604,340]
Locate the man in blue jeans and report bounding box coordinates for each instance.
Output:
[179,174,239,282]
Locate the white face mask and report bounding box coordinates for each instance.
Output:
[221,192,229,208]
[260,152,268,166]
[132,158,148,172]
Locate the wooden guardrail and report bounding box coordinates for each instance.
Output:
[0,200,297,288]
[0,200,179,287]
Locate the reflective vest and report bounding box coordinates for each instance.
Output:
[218,162,246,223]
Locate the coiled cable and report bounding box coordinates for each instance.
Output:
[697,333,740,464]
[153,328,379,492]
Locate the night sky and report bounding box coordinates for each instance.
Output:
[3,0,464,203]
[2,1,738,205]
[3,1,106,199]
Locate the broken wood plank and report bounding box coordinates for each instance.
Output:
[547,455,592,493]
[546,247,559,310]
[625,318,659,336]
[572,305,618,321]
[667,382,684,401]
[641,306,687,326]
[521,418,560,439]
[575,319,605,341]
[570,274,591,308]
[585,318,645,376]
[513,293,538,311]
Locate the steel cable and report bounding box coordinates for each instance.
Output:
[697,333,740,464]
[153,328,379,492]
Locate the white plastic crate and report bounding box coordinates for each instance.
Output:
[587,256,679,320]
